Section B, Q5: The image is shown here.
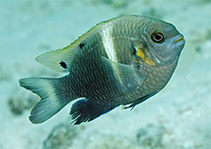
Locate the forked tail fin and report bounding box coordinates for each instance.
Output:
[19,77,70,124]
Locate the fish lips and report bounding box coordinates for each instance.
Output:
[175,34,185,50]
[175,34,185,49]
[168,34,185,61]
[166,34,185,55]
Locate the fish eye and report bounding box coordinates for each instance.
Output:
[151,32,165,43]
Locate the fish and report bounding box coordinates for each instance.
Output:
[19,15,185,125]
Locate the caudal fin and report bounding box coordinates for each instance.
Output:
[19,77,70,124]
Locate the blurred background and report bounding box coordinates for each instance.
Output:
[0,0,210,149]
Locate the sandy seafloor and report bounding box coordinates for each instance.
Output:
[0,0,211,149]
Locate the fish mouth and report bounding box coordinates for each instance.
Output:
[174,34,184,43]
[174,34,185,48]
[176,36,184,42]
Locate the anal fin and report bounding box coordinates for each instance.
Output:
[70,98,115,125]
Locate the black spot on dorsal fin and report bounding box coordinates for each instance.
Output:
[79,43,85,49]
[60,61,67,69]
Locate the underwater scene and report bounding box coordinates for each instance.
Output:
[0,0,211,149]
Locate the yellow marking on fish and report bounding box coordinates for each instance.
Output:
[176,37,184,42]
[137,47,156,66]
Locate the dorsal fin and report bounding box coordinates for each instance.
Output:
[35,46,75,72]
[35,19,114,72]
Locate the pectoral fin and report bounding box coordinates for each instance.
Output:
[101,57,145,93]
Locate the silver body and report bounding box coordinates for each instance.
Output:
[20,15,185,124]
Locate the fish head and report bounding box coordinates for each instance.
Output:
[140,19,185,65]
